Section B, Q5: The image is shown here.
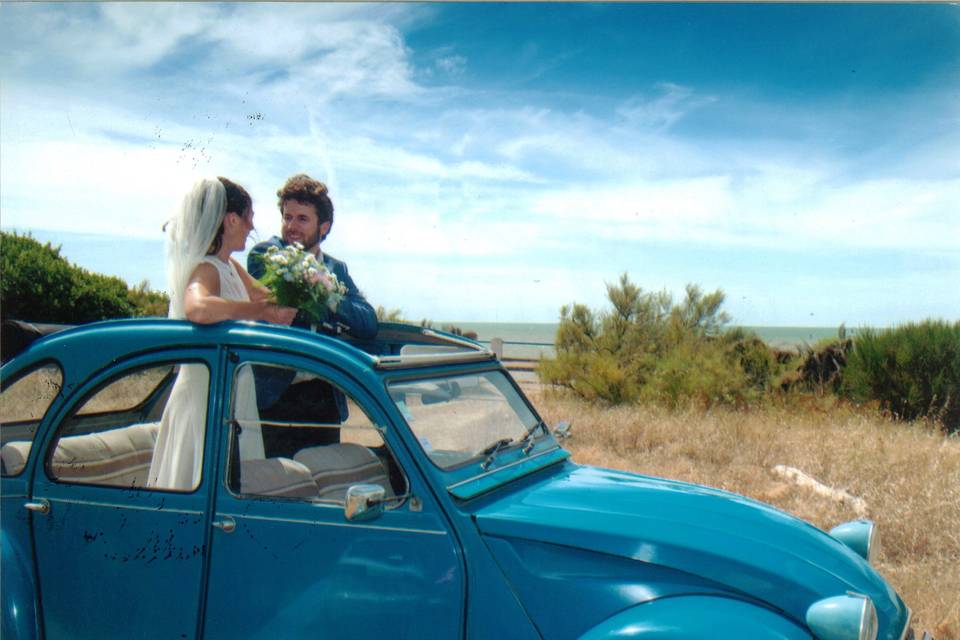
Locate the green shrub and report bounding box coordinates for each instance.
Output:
[376,305,405,322]
[789,339,853,395]
[843,320,960,433]
[642,337,754,409]
[128,280,170,317]
[0,233,80,322]
[538,274,771,408]
[0,232,168,323]
[722,328,777,392]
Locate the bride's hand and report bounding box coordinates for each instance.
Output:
[264,304,297,325]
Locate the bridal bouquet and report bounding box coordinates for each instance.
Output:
[257,243,347,323]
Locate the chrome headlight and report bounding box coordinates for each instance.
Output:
[830,519,879,563]
[806,593,879,640]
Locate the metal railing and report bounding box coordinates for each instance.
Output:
[477,338,555,361]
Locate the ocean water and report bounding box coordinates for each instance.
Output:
[446,321,852,360]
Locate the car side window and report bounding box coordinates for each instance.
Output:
[47,362,209,491]
[0,363,63,477]
[229,363,406,505]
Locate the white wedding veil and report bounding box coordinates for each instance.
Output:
[148,178,228,490]
[164,177,226,319]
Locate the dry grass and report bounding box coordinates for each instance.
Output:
[528,385,960,638]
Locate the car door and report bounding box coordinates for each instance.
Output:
[29,349,220,640]
[202,351,464,639]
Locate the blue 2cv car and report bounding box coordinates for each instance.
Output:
[0,319,929,640]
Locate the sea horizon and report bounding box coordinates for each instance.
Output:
[441,321,854,359]
[3,227,907,350]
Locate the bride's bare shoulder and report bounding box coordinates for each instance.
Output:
[187,261,221,292]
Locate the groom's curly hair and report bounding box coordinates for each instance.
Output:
[277,174,334,241]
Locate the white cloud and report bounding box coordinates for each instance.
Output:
[435,54,467,75]
[616,82,718,132]
[1,4,218,75]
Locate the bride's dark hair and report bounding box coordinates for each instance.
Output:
[207,177,252,255]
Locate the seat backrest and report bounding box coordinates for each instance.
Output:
[240,457,318,498]
[1,440,33,476]
[294,443,393,501]
[51,422,160,487]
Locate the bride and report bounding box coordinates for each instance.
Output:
[148,177,296,490]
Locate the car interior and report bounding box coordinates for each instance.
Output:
[1,361,406,505]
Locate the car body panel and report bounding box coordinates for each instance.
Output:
[1,521,40,640]
[202,347,465,639]
[26,346,222,640]
[473,464,908,637]
[580,595,813,639]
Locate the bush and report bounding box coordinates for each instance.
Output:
[723,328,777,392]
[376,306,405,322]
[642,337,753,409]
[128,280,170,317]
[538,274,772,408]
[0,232,168,323]
[843,320,960,433]
[785,338,853,395]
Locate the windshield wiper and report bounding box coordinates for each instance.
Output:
[479,437,514,470]
[519,420,547,456]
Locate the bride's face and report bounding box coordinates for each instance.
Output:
[225,207,255,252]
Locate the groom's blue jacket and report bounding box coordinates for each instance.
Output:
[247,236,378,422]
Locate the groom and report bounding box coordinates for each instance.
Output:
[248,173,377,340]
[248,174,378,457]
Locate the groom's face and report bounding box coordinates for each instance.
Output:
[281,200,328,252]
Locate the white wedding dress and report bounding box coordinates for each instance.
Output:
[148,256,264,490]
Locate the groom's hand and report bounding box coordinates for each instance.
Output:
[265,305,297,326]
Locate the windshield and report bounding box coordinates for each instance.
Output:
[388,370,542,470]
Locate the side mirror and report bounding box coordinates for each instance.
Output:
[553,421,572,440]
[344,484,386,522]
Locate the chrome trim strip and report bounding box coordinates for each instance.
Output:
[47,497,203,515]
[446,446,562,490]
[375,350,495,369]
[898,608,913,640]
[420,329,488,352]
[221,511,447,536]
[229,419,384,433]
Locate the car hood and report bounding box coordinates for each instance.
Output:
[474,464,907,633]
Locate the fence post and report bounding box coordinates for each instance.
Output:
[490,337,504,360]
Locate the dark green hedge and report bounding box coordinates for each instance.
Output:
[1,232,168,323]
[843,320,960,433]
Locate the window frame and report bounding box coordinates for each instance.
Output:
[42,353,215,494]
[224,357,410,508]
[0,359,64,477]
[386,367,548,472]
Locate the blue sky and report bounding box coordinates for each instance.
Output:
[2,3,958,325]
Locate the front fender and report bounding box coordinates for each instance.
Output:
[579,595,812,640]
[1,529,40,640]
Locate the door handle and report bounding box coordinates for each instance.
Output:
[211,515,236,533]
[24,499,50,515]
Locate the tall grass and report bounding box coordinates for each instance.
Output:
[529,387,960,638]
